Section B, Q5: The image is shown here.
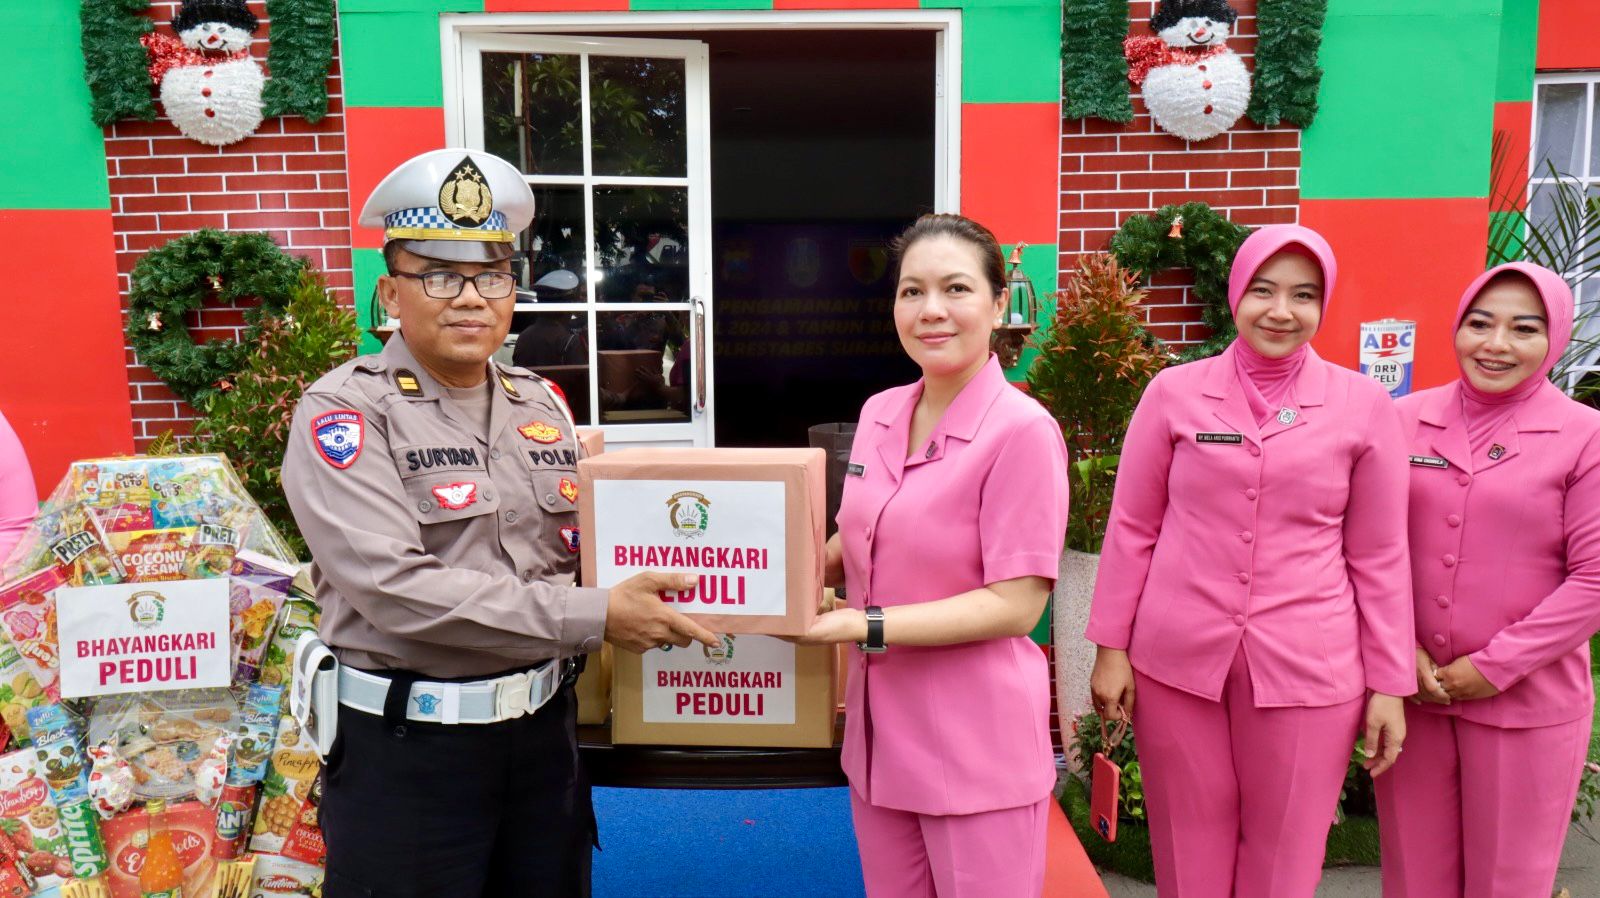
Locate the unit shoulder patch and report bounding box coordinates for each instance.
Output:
[311,410,365,469]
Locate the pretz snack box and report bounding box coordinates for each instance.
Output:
[577,448,826,636]
[613,635,836,747]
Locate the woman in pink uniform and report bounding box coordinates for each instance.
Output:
[1087,224,1414,898]
[797,213,1071,897]
[1376,263,1600,898]
[0,410,36,563]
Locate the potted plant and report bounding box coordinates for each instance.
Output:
[1026,253,1171,731]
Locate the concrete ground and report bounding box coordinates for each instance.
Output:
[1097,820,1600,897]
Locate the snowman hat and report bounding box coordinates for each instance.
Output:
[360,148,536,264]
[173,0,259,34]
[1151,0,1239,30]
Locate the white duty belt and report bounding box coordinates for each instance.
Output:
[337,661,565,725]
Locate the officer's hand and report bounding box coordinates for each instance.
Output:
[605,571,721,654]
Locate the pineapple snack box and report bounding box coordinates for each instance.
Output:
[0,456,327,895]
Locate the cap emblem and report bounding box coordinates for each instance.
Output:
[439,157,494,227]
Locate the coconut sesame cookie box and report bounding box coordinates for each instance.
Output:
[613,634,836,748]
[577,448,826,637]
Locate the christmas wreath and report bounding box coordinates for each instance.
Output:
[1107,203,1250,361]
[126,230,304,408]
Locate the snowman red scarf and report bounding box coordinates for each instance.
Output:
[140,32,249,84]
[1123,35,1228,86]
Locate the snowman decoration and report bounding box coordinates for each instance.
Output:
[140,0,264,146]
[1125,0,1251,143]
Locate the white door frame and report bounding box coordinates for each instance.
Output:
[442,11,961,447]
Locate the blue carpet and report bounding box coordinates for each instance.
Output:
[592,787,866,898]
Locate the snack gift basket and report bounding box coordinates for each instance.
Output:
[0,456,325,898]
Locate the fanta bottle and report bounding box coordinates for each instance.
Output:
[140,800,184,898]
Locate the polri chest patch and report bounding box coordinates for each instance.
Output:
[312,410,364,469]
[431,482,479,510]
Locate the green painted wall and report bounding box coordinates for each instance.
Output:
[354,249,388,355]
[1494,0,1540,103]
[1301,0,1501,200]
[2,3,111,209]
[922,0,1062,104]
[341,10,468,107]
[632,0,774,10]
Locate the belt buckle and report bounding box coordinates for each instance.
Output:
[494,670,535,720]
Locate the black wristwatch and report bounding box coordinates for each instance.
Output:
[859,605,886,654]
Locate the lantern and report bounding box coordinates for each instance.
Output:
[992,244,1041,368]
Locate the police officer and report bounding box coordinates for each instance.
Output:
[282,148,717,898]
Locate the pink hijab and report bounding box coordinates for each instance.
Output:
[1226,225,1339,426]
[1452,262,1574,457]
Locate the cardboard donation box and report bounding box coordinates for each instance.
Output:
[613,635,836,747]
[574,644,613,726]
[577,448,826,636]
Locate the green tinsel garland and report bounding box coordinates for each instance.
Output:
[262,0,335,122]
[1108,203,1251,361]
[79,0,333,127]
[1246,0,1329,129]
[80,0,156,126]
[1062,0,1133,123]
[127,230,305,409]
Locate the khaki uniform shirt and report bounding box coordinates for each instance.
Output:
[282,335,607,678]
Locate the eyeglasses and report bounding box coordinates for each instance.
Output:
[391,270,517,300]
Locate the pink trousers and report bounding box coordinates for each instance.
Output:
[849,789,1047,898]
[1374,709,1590,898]
[1132,649,1363,898]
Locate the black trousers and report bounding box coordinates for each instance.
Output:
[320,679,595,898]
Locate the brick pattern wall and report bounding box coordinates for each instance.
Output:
[1058,0,1301,348]
[107,1,349,447]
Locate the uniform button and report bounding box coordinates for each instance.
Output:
[545,493,558,504]
[1245,488,1258,500]
[522,570,536,583]
[1232,614,1245,626]
[504,510,519,523]
[1239,531,1254,543]
[1236,572,1250,584]
[1436,595,1450,608]
[1446,514,1461,527]
[490,449,502,460]
[1248,445,1260,457]
[417,500,433,512]
[1442,554,1456,568]
[1458,474,1470,486]
[482,489,494,501]
[865,526,873,540]
[1432,634,1447,648]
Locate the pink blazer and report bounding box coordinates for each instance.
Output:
[1087,346,1416,705]
[837,356,1070,816]
[1399,380,1600,728]
[0,411,35,564]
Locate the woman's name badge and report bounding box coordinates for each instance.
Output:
[846,463,866,477]
[1196,432,1243,444]
[1409,455,1449,468]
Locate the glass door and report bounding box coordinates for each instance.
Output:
[462,34,713,447]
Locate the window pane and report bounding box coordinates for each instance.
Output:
[483,52,584,176]
[1536,82,1586,176]
[593,187,689,303]
[516,185,588,299]
[596,309,692,424]
[503,311,592,425]
[589,56,687,178]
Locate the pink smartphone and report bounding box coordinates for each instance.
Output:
[1091,752,1121,842]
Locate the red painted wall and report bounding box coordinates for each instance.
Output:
[0,210,135,493]
[1537,0,1600,70]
